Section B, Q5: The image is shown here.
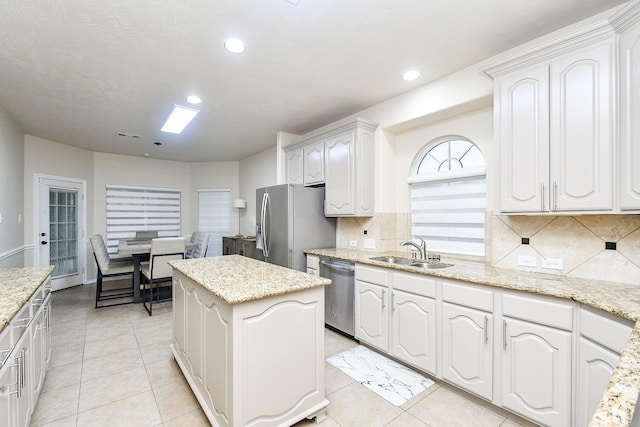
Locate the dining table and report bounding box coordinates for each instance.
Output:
[117,237,197,303]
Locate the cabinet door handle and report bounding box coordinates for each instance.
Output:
[381,289,386,309]
[553,181,558,211]
[541,183,545,211]
[503,320,507,350]
[484,315,488,343]
[391,291,395,312]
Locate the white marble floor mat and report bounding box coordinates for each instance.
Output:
[326,345,434,406]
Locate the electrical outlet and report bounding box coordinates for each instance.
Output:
[17,214,22,223]
[349,240,357,247]
[517,255,537,267]
[542,257,563,270]
[364,238,376,249]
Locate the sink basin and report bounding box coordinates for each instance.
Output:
[369,256,415,265]
[409,262,453,269]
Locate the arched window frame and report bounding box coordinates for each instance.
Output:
[407,135,486,257]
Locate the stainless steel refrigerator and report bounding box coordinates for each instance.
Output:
[256,184,336,271]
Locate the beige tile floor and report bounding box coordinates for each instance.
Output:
[31,283,532,427]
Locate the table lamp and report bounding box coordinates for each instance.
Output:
[233,199,246,236]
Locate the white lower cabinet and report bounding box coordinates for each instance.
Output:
[0,279,52,427]
[501,316,572,426]
[576,306,633,426]
[500,292,573,426]
[390,288,436,375]
[442,302,493,400]
[355,280,389,352]
[352,263,635,425]
[0,328,32,427]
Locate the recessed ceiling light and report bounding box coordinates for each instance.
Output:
[403,70,420,81]
[224,38,245,54]
[161,105,199,134]
[186,95,202,104]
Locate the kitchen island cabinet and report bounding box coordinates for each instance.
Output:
[169,255,330,427]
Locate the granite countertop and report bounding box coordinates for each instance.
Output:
[0,266,55,335]
[169,255,330,304]
[305,248,640,427]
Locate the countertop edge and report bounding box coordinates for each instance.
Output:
[169,256,330,305]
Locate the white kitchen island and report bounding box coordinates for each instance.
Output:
[168,255,330,427]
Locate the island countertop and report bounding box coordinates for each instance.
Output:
[0,266,55,334]
[169,255,330,305]
[305,248,640,427]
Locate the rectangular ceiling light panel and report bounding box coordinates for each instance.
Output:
[161,105,200,134]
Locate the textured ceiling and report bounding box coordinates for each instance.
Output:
[0,0,628,162]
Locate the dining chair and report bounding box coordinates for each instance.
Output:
[186,232,210,259]
[141,237,186,316]
[185,231,199,258]
[89,234,135,308]
[136,230,159,240]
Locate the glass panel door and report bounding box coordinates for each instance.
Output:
[49,188,78,278]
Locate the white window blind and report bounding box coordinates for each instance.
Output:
[198,189,231,256]
[410,176,486,257]
[105,185,181,253]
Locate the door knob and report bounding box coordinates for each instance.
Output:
[41,241,48,245]
[41,232,46,237]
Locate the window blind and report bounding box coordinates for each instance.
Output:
[105,185,181,253]
[198,189,231,257]
[410,177,486,257]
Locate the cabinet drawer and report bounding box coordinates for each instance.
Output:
[306,255,319,270]
[442,280,493,312]
[580,306,633,354]
[502,292,573,331]
[355,264,388,286]
[391,272,435,298]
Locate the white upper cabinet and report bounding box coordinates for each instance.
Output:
[549,41,614,212]
[492,37,615,214]
[619,15,640,210]
[284,118,377,217]
[286,148,303,185]
[496,63,550,212]
[303,141,324,186]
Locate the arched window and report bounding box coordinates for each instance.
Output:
[408,136,486,257]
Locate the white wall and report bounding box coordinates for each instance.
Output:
[0,106,25,268]
[239,146,277,236]
[23,135,94,268]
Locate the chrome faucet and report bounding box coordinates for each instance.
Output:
[400,237,427,260]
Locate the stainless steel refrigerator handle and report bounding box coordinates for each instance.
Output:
[261,192,270,258]
[320,260,355,272]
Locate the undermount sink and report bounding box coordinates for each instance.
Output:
[369,256,452,269]
[408,262,452,269]
[369,256,415,265]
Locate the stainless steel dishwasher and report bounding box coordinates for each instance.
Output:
[319,257,355,337]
